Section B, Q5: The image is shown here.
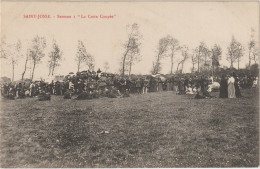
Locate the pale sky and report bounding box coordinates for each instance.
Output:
[1,1,259,81]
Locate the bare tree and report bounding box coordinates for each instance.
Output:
[195,42,207,73]
[121,23,142,76]
[1,37,8,59]
[236,43,244,70]
[152,35,171,75]
[12,40,22,81]
[248,28,257,67]
[87,54,95,71]
[176,62,182,73]
[1,39,22,81]
[29,36,46,80]
[252,46,259,65]
[126,38,141,75]
[180,46,189,74]
[203,48,211,70]
[211,44,222,75]
[168,37,180,74]
[227,36,237,68]
[176,46,189,74]
[75,40,94,72]
[190,49,197,73]
[21,49,30,81]
[227,36,243,69]
[48,41,63,76]
[103,61,110,72]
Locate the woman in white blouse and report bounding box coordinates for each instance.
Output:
[227,74,236,98]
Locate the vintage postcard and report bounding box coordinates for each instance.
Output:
[0,1,259,168]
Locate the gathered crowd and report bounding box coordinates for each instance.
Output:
[1,69,258,101]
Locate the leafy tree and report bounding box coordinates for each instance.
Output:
[121,23,142,76]
[152,35,171,74]
[211,44,222,74]
[126,38,141,75]
[29,36,46,80]
[227,36,243,69]
[1,39,23,81]
[190,49,197,73]
[248,28,257,67]
[48,41,63,76]
[21,49,30,81]
[75,40,94,72]
[176,46,189,74]
[195,42,208,73]
[167,36,180,74]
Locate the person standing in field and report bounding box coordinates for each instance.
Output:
[233,72,242,98]
[158,78,163,92]
[143,77,149,94]
[135,78,141,94]
[227,73,236,98]
[219,75,228,98]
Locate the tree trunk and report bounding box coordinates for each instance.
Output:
[22,51,29,81]
[31,62,36,81]
[48,66,52,76]
[122,55,126,76]
[77,60,80,72]
[212,64,214,76]
[205,55,207,66]
[197,52,200,73]
[52,61,56,76]
[238,58,240,70]
[170,54,173,74]
[248,50,251,69]
[122,49,130,76]
[153,54,160,74]
[129,62,132,76]
[181,62,184,74]
[230,59,233,68]
[12,60,15,82]
[176,62,181,73]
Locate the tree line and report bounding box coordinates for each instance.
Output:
[1,24,259,82]
[1,37,95,81]
[121,24,258,76]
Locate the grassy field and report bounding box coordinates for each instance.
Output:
[0,88,259,167]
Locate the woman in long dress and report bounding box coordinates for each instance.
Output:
[227,74,236,98]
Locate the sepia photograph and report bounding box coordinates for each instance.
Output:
[0,1,259,168]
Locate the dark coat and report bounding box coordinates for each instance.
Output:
[219,77,228,98]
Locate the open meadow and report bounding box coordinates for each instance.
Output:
[0,88,259,167]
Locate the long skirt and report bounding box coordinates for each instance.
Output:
[166,83,171,91]
[235,84,242,98]
[219,83,228,98]
[158,83,163,92]
[173,85,178,92]
[228,83,236,98]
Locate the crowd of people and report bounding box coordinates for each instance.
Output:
[1,69,258,101]
[219,72,252,99]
